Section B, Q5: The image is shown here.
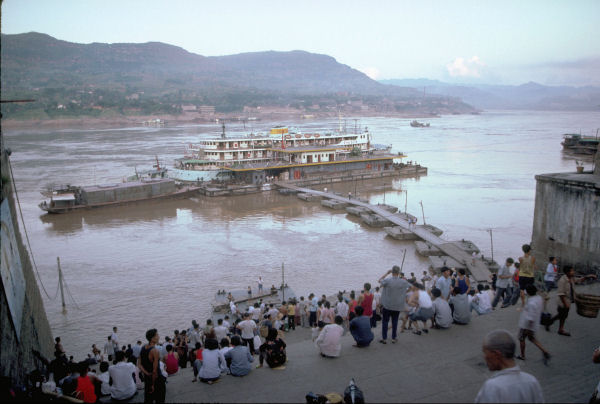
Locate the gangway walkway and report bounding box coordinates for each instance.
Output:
[275,182,492,283]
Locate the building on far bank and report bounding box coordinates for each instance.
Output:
[531,151,600,272]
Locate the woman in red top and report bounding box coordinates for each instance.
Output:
[164,344,179,375]
[348,291,358,320]
[75,362,97,403]
[359,283,374,316]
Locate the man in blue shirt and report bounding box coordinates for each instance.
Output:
[349,306,374,347]
[308,293,318,327]
[435,267,453,300]
[224,336,253,377]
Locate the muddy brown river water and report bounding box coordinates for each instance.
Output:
[3,110,597,357]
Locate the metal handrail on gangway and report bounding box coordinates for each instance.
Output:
[274,182,492,283]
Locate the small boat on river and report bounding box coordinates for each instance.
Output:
[410,120,430,128]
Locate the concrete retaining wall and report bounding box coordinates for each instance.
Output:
[531,172,600,272]
[1,147,54,386]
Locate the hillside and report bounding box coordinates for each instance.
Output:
[380,78,600,111]
[0,32,474,121]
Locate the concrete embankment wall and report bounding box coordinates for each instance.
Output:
[1,146,54,386]
[531,171,600,271]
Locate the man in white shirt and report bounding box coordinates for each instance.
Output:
[111,326,120,353]
[336,295,349,331]
[475,329,544,403]
[315,316,344,358]
[109,351,137,401]
[214,318,229,343]
[236,313,257,354]
[104,335,115,361]
[435,267,453,300]
[517,285,551,364]
[188,321,202,349]
[492,258,514,309]
[471,284,492,315]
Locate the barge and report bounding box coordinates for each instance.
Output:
[39,178,199,214]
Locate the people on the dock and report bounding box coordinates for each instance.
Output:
[315,315,344,358]
[258,276,263,293]
[287,299,297,330]
[308,293,318,327]
[435,267,453,300]
[225,336,253,377]
[517,285,551,364]
[546,266,596,336]
[492,258,514,309]
[298,296,309,328]
[336,294,350,331]
[517,244,536,308]
[257,328,287,369]
[104,335,114,362]
[163,344,179,375]
[349,306,374,347]
[408,283,434,335]
[109,350,137,401]
[449,287,471,325]
[138,328,166,403]
[544,256,558,291]
[471,284,492,315]
[197,338,226,384]
[475,329,544,403]
[75,361,98,403]
[237,313,258,354]
[378,265,411,343]
[431,288,452,329]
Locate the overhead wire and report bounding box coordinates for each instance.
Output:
[7,155,58,300]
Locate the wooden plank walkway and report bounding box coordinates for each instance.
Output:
[275,182,492,283]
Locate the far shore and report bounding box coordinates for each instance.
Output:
[1,111,452,131]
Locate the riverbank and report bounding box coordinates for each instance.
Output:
[1,111,446,131]
[119,284,599,403]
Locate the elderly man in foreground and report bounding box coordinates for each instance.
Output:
[475,329,544,403]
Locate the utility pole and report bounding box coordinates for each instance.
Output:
[383,183,386,204]
[57,257,66,313]
[487,229,494,263]
[404,190,408,214]
[419,200,426,225]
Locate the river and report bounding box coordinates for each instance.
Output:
[3,110,597,358]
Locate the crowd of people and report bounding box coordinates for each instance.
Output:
[39,243,597,403]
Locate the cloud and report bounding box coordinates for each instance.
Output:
[359,66,380,80]
[446,56,486,78]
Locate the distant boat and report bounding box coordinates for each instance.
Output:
[561,132,598,155]
[410,120,430,128]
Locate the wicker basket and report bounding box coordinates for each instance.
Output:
[575,294,600,318]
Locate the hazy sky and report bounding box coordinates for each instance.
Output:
[2,0,599,86]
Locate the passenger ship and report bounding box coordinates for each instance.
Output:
[167,124,385,183]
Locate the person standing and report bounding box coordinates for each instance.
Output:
[518,244,536,308]
[308,293,318,327]
[435,267,453,300]
[358,283,375,327]
[492,258,514,309]
[378,265,411,344]
[544,257,558,291]
[475,329,544,403]
[336,295,350,332]
[138,328,166,403]
[298,296,308,328]
[516,285,551,364]
[236,313,258,354]
[548,266,596,336]
[104,336,115,362]
[111,327,120,355]
[258,276,263,294]
[287,300,296,331]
